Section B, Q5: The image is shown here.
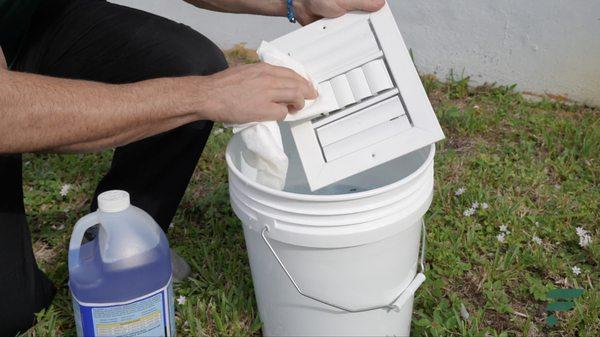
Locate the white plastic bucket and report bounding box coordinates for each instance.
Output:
[226,124,435,337]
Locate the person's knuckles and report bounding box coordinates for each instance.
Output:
[276,67,305,82]
[271,68,293,81]
[269,77,287,89]
[265,88,280,101]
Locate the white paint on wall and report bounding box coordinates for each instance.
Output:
[112,0,600,106]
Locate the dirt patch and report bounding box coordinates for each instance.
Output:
[33,240,57,264]
[448,267,527,335]
[444,136,479,154]
[455,266,488,307]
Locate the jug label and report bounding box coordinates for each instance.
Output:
[73,278,175,336]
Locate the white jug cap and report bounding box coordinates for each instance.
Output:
[98,190,130,212]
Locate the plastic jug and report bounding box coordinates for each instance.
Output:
[68,190,175,336]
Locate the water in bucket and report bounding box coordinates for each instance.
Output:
[68,190,174,337]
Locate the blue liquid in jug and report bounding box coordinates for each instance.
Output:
[69,202,175,337]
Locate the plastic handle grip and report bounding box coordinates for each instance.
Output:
[68,212,100,270]
[390,272,426,310]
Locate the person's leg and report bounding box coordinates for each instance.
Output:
[3,0,227,330]
[0,2,74,333]
[0,155,56,336]
[15,0,228,232]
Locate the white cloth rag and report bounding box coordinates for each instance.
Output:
[228,41,335,190]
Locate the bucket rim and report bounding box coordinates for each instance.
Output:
[226,141,435,202]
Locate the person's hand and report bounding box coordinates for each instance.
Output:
[200,63,318,124]
[293,0,386,25]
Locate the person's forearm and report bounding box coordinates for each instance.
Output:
[0,68,207,153]
[184,0,290,17]
[185,0,386,26]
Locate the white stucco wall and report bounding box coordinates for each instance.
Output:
[112,0,600,106]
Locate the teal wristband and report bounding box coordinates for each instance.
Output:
[286,0,296,23]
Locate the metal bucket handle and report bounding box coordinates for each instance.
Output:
[261,220,427,313]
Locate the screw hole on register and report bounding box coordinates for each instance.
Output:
[322,25,327,30]
[371,154,376,158]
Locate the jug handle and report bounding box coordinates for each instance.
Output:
[68,212,100,270]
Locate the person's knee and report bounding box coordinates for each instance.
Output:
[163,25,228,77]
[187,37,228,76]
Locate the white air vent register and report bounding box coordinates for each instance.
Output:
[272,4,445,191]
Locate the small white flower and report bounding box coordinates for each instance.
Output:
[571,266,581,275]
[575,227,592,248]
[60,184,72,197]
[177,295,187,305]
[499,224,509,233]
[455,187,466,196]
[463,208,476,217]
[575,227,588,237]
[579,234,592,248]
[169,223,174,230]
[471,201,479,209]
[532,236,542,245]
[535,221,540,227]
[213,128,224,135]
[481,202,489,210]
[554,184,561,190]
[497,233,506,243]
[51,224,65,231]
[473,105,480,110]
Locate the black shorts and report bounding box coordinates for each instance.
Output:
[1,0,228,334]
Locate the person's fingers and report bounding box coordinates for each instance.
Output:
[270,88,306,111]
[272,78,318,100]
[269,65,307,82]
[341,0,385,12]
[265,103,289,121]
[265,65,318,98]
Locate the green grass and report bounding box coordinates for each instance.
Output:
[19,69,598,336]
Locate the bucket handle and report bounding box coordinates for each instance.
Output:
[261,220,427,313]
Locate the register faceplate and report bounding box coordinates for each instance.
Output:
[271,3,445,191]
